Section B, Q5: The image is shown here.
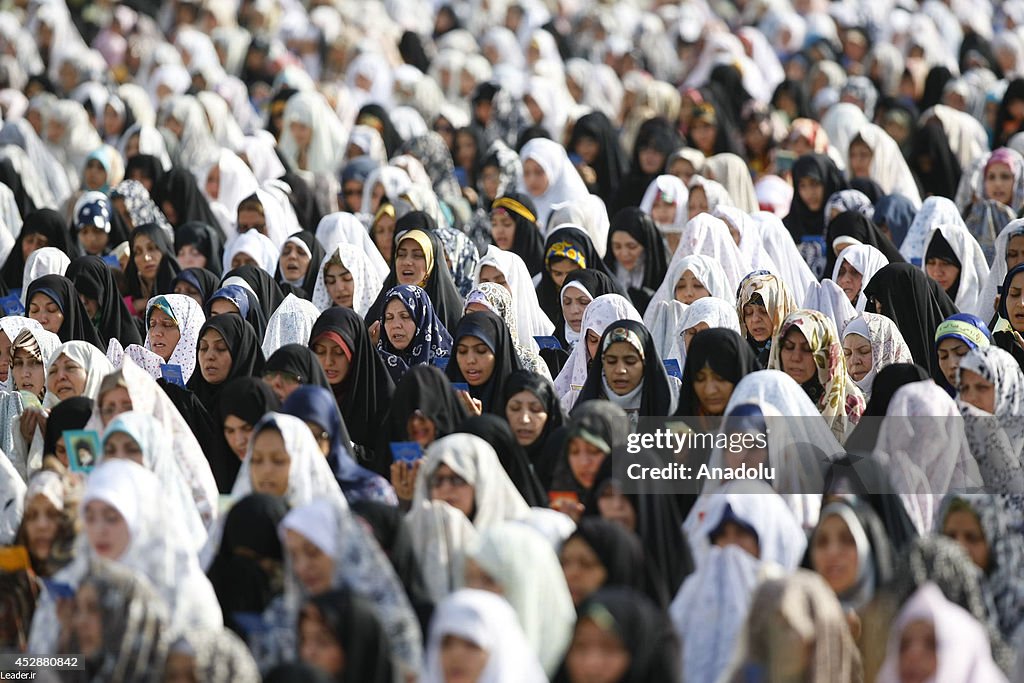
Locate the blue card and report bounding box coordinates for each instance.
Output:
[433,357,449,371]
[663,359,682,380]
[390,441,423,463]
[452,382,470,392]
[42,579,75,600]
[0,294,24,316]
[160,364,185,387]
[101,253,122,270]
[64,430,100,473]
[534,335,562,350]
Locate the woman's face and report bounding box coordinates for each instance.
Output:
[653,196,679,225]
[324,262,355,309]
[548,258,582,289]
[230,251,258,271]
[1006,235,1024,272]
[209,298,240,317]
[12,348,45,399]
[250,428,291,497]
[148,308,181,362]
[198,329,232,384]
[456,335,496,387]
[163,651,196,683]
[384,298,416,351]
[83,159,107,191]
[602,340,644,396]
[103,431,144,466]
[689,118,717,155]
[480,166,501,202]
[685,187,706,221]
[299,604,345,677]
[843,333,872,383]
[395,238,429,286]
[372,214,396,262]
[522,158,549,196]
[280,242,312,283]
[565,618,631,683]
[925,257,959,293]
[73,583,103,658]
[942,508,990,571]
[505,390,548,446]
[742,302,772,343]
[133,234,163,282]
[936,338,970,389]
[263,369,301,402]
[28,293,63,333]
[98,386,132,427]
[985,162,1015,206]
[797,176,825,212]
[693,365,734,416]
[440,635,489,683]
[568,436,605,489]
[713,520,760,557]
[836,261,863,303]
[48,354,88,401]
[22,230,49,261]
[173,281,203,307]
[638,147,666,175]
[430,463,474,517]
[780,327,817,385]
[237,209,266,236]
[284,529,333,595]
[811,514,859,596]
[223,415,254,461]
[289,121,313,150]
[958,368,996,414]
[477,265,511,294]
[1007,272,1024,331]
[848,140,872,178]
[674,269,709,304]
[176,244,207,270]
[561,288,592,333]
[463,557,504,595]
[681,321,709,352]
[611,230,643,272]
[560,536,608,605]
[597,484,637,532]
[898,620,938,683]
[406,412,437,447]
[83,499,130,559]
[23,493,61,562]
[490,211,517,250]
[312,337,350,386]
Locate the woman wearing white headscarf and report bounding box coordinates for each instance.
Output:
[422,589,546,683]
[261,293,322,358]
[832,244,890,312]
[841,313,914,401]
[310,243,384,317]
[118,294,205,383]
[222,229,279,276]
[20,247,70,306]
[821,102,868,169]
[44,99,103,191]
[4,326,60,478]
[705,153,759,213]
[921,223,990,317]
[802,279,858,339]
[899,196,967,265]
[676,297,742,368]
[517,137,590,229]
[314,211,390,281]
[472,245,554,346]
[848,123,923,207]
[116,122,172,170]
[278,90,348,177]
[669,213,752,294]
[751,211,816,308]
[714,205,778,273]
[639,174,688,253]
[198,149,260,239]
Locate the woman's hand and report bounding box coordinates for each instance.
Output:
[457,390,482,416]
[20,407,46,442]
[369,320,382,346]
[550,496,585,522]
[390,459,422,501]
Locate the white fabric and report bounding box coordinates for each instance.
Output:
[668,213,752,294]
[241,133,286,183]
[646,299,688,369]
[831,244,890,312]
[0,450,25,544]
[842,313,915,400]
[922,223,990,316]
[639,174,688,235]
[978,218,1024,322]
[714,205,778,273]
[262,294,322,358]
[422,589,546,683]
[0,317,42,392]
[473,246,555,348]
[922,104,990,171]
[854,123,923,207]
[705,153,759,213]
[645,254,734,324]
[803,279,858,339]
[677,297,742,370]
[900,196,968,264]
[278,90,349,176]
[821,103,868,168]
[314,212,390,281]
[204,148,260,232]
[750,211,817,308]
[21,248,70,305]
[142,294,205,383]
[517,137,590,229]
[468,523,575,675]
[548,195,610,257]
[554,294,642,405]
[43,341,114,410]
[222,229,279,276]
[311,243,385,317]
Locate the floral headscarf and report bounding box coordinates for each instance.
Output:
[376,284,452,383]
[771,309,866,442]
[112,179,172,235]
[841,312,914,400]
[465,282,550,378]
[736,270,796,356]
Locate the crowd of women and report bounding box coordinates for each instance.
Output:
[0,0,1024,681]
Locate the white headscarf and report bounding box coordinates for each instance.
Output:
[241,133,286,183]
[922,223,990,316]
[422,590,546,683]
[669,213,752,294]
[714,205,778,273]
[548,195,610,257]
[21,248,70,305]
[472,245,554,347]
[751,211,817,308]
[853,123,923,207]
[900,196,967,265]
[803,278,858,338]
[517,137,590,229]
[222,229,279,276]
[978,218,1024,322]
[138,294,205,383]
[0,317,43,392]
[262,294,322,358]
[841,313,914,400]
[821,102,868,169]
[639,174,688,235]
[921,104,990,171]
[831,244,890,312]
[310,243,384,317]
[467,523,575,675]
[677,297,742,369]
[278,90,349,175]
[645,253,734,322]
[314,211,390,281]
[203,148,260,223]
[705,153,759,213]
[0,451,25,545]
[43,341,114,409]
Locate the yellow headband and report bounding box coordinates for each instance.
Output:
[491,197,536,223]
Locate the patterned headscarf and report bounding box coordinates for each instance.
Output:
[736,271,796,353]
[376,284,452,383]
[112,179,172,235]
[466,282,549,377]
[841,312,914,400]
[771,309,866,442]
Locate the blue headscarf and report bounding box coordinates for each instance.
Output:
[873,194,918,249]
[207,285,251,318]
[280,384,395,505]
[375,284,452,383]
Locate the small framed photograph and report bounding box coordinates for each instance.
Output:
[64,430,101,473]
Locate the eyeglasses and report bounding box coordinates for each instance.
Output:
[263,370,301,384]
[429,473,469,489]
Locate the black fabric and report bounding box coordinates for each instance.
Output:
[264,663,334,683]
[676,328,759,416]
[305,589,395,683]
[212,377,280,492]
[850,177,886,203]
[568,111,628,202]
[536,226,618,323]
[565,518,647,594]
[207,283,269,340]
[124,154,164,189]
[221,264,286,320]
[2,209,76,290]
[552,587,680,683]
[42,396,93,457]
[24,274,103,349]
[604,207,669,315]
[264,344,331,390]
[153,167,223,236]
[553,269,629,350]
[823,210,905,278]
[206,493,288,638]
[863,263,958,379]
[491,191,545,277]
[552,401,631,509]
[0,158,35,219]
[910,120,962,200]
[187,312,266,413]
[364,213,465,332]
[609,117,681,216]
[281,172,321,233]
[784,154,848,240]
[576,319,675,417]
[821,459,920,551]
[171,267,220,305]
[924,230,962,299]
[398,31,431,74]
[445,310,522,414]
[357,104,404,158]
[498,369,566,490]
[374,364,468,476]
[124,223,181,302]
[309,306,394,451]
[174,222,223,277]
[771,80,811,120]
[458,414,546,507]
[920,65,953,112]
[997,78,1024,147]
[274,230,324,299]
[65,256,142,347]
